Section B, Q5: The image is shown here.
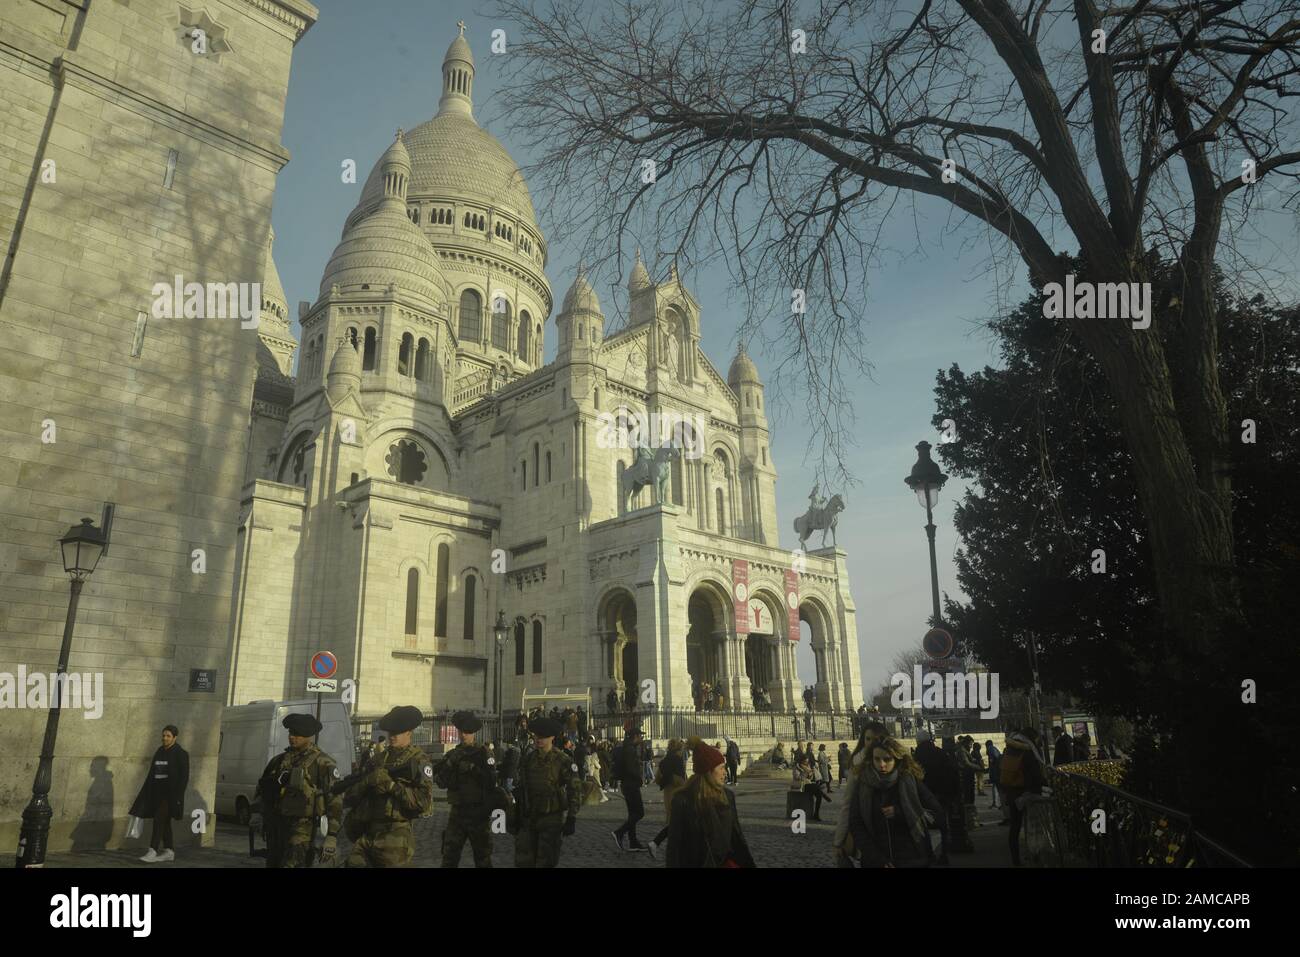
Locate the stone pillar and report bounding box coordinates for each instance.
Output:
[718,630,751,712]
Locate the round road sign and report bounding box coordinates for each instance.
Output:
[310,651,338,679]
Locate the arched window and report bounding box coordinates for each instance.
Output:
[435,543,449,636]
[415,338,430,381]
[463,574,476,640]
[535,323,542,365]
[517,313,529,358]
[521,460,527,491]
[363,328,377,370]
[715,487,726,535]
[459,289,482,343]
[546,451,552,483]
[346,326,358,350]
[514,620,526,675]
[491,299,510,352]
[533,443,540,487]
[404,568,419,635]
[386,439,428,485]
[532,620,543,674]
[398,333,413,376]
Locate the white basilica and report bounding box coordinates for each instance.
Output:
[227,27,864,718]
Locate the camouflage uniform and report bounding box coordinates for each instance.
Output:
[514,746,580,868]
[340,743,434,867]
[434,742,494,867]
[256,743,342,868]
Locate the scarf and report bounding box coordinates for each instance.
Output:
[860,766,929,850]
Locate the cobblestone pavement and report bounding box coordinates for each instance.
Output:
[44,778,1013,869]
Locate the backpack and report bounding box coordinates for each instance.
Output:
[999,749,1026,789]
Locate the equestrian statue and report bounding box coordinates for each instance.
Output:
[621,442,681,513]
[794,484,845,548]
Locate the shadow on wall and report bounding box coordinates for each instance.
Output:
[68,755,114,851]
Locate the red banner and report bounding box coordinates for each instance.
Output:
[784,569,800,641]
[732,560,749,635]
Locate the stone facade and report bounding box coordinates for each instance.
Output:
[0,0,316,852]
[228,27,864,722]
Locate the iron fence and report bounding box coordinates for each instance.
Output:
[1047,765,1251,867]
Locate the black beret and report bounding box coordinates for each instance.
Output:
[378,705,424,733]
[452,711,482,733]
[530,716,562,739]
[283,713,322,737]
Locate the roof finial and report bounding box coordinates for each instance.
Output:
[395,127,404,141]
[457,19,466,36]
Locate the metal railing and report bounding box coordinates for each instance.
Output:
[1046,764,1251,868]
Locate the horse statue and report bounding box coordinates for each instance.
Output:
[794,493,845,548]
[621,443,680,512]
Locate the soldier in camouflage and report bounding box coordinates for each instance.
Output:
[513,716,580,868]
[339,705,434,867]
[255,712,344,867]
[433,711,495,867]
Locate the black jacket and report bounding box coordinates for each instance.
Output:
[666,787,756,868]
[848,777,943,868]
[129,744,189,820]
[1053,734,1075,766]
[657,751,687,789]
[617,739,643,789]
[913,742,958,800]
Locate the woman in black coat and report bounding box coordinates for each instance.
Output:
[129,724,189,862]
[666,738,756,868]
[848,737,943,868]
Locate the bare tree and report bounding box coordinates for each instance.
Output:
[490,0,1300,664]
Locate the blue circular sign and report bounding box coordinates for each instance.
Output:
[310,651,338,679]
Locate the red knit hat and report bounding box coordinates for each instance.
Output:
[688,736,725,775]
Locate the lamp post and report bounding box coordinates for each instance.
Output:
[904,441,948,626]
[16,516,107,867]
[493,610,509,743]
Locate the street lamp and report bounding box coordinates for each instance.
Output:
[17,516,108,867]
[493,610,509,743]
[904,441,948,626]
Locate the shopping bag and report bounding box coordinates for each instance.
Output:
[126,815,143,840]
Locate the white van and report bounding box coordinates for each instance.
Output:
[216,698,355,824]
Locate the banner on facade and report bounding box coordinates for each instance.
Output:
[732,559,750,635]
[784,568,800,641]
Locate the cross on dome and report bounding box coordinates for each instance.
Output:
[458,19,466,36]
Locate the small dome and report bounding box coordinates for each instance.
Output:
[562,268,602,315]
[628,249,651,293]
[728,344,761,387]
[329,339,362,379]
[444,32,473,68]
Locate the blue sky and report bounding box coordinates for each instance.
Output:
[271,1,1298,699]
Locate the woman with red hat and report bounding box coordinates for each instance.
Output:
[665,738,756,868]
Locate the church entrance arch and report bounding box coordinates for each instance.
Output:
[597,589,637,704]
[686,583,730,706]
[799,598,835,706]
[743,591,782,707]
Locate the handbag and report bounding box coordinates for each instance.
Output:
[126,815,143,840]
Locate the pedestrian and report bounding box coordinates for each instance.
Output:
[512,716,580,867]
[914,731,969,859]
[606,688,619,713]
[577,705,588,740]
[612,727,648,851]
[817,744,831,793]
[1074,730,1091,762]
[837,742,850,786]
[648,738,688,859]
[972,740,987,795]
[254,713,342,868]
[598,740,613,791]
[339,705,434,867]
[985,739,1002,809]
[501,741,520,793]
[129,724,189,863]
[832,722,888,865]
[666,738,756,868]
[794,755,827,821]
[772,742,789,769]
[847,737,944,868]
[954,736,980,830]
[642,737,655,786]
[1052,726,1075,766]
[432,711,495,868]
[998,728,1045,867]
[724,736,741,785]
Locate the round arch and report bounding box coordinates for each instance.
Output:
[277,429,314,486]
[365,427,453,488]
[685,579,732,698]
[595,586,638,699]
[799,595,836,691]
